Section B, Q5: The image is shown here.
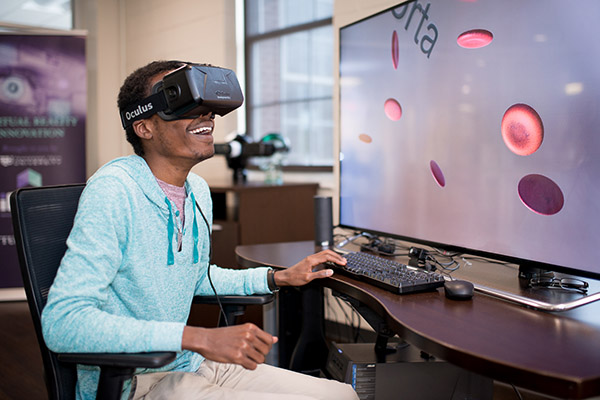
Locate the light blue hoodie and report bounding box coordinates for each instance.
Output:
[41,155,271,399]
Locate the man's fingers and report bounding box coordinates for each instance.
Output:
[238,323,274,361]
[306,268,334,283]
[246,345,267,365]
[318,268,334,278]
[241,357,258,370]
[251,334,273,356]
[248,323,276,346]
[314,250,346,265]
[306,251,344,268]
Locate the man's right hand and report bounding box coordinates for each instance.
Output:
[182,323,277,370]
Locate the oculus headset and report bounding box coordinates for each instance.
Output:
[119,64,244,129]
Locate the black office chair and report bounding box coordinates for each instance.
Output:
[10,184,273,400]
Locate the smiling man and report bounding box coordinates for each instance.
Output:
[40,60,357,400]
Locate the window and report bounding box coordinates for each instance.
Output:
[0,0,72,31]
[245,0,334,167]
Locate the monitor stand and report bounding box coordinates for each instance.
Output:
[457,259,600,312]
[517,264,552,280]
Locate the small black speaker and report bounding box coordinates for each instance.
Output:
[314,196,333,248]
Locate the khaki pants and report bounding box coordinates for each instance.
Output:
[129,360,359,400]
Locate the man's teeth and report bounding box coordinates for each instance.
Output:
[189,127,212,135]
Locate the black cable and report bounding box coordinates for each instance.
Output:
[333,231,354,243]
[352,307,362,343]
[324,291,343,342]
[360,235,409,257]
[426,254,460,272]
[195,201,229,327]
[461,254,513,266]
[334,231,369,252]
[333,295,356,341]
[510,383,524,400]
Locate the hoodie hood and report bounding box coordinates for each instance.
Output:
[101,155,169,208]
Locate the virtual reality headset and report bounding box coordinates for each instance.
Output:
[120,64,244,129]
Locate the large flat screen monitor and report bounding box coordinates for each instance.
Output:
[338,0,600,281]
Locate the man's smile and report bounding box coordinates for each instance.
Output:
[187,125,213,135]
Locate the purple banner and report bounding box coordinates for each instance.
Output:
[0,34,86,289]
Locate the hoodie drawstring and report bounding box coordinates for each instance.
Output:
[164,198,175,266]
[190,192,199,264]
[165,193,200,265]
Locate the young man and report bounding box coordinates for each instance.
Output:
[41,60,358,400]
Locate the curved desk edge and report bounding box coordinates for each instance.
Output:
[236,241,600,399]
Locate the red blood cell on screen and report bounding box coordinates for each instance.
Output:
[430,160,446,187]
[384,98,402,121]
[501,103,544,156]
[392,31,399,69]
[518,174,564,216]
[359,133,372,143]
[457,29,493,49]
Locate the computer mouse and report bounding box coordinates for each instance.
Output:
[444,280,474,300]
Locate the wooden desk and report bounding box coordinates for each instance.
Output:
[236,240,600,400]
[209,181,319,267]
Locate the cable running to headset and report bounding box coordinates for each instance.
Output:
[195,201,229,327]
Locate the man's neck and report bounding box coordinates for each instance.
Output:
[143,156,190,187]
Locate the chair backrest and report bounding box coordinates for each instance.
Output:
[11,184,86,400]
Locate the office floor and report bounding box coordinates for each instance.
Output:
[0,301,47,400]
[0,300,562,400]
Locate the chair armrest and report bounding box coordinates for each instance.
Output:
[57,352,176,400]
[57,351,176,369]
[193,294,275,327]
[193,294,274,306]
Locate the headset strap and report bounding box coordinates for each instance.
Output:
[119,92,168,129]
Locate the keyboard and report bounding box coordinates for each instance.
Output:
[333,251,446,294]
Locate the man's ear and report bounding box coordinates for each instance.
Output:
[133,119,153,140]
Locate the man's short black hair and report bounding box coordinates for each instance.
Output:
[117,60,187,156]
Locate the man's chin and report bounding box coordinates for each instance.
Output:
[197,149,215,163]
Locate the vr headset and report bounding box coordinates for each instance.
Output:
[120,64,244,129]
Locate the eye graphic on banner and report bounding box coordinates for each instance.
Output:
[0,33,87,294]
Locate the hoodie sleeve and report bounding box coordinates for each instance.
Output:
[194,264,272,296]
[41,177,184,354]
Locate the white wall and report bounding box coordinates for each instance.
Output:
[74,0,126,177]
